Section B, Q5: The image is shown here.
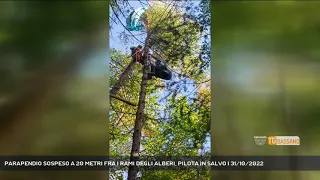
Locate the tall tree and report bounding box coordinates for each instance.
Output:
[127,11,151,179]
[109,2,138,98]
[109,1,211,179]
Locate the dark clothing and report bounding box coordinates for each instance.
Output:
[149,59,172,80]
[156,58,165,67]
[130,48,137,61]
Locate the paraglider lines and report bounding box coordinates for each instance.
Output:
[110,1,202,79]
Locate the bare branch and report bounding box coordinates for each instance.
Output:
[110,94,137,107]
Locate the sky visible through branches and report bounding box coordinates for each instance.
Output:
[110,1,211,178]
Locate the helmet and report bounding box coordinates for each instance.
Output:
[130,46,135,50]
[137,45,143,49]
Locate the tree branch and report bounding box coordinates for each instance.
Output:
[110,94,137,107]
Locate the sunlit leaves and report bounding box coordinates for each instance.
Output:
[110,1,211,178]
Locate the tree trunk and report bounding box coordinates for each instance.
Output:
[110,60,136,96]
[127,19,151,180]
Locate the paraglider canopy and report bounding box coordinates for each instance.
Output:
[126,7,148,31]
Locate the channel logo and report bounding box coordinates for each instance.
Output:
[254,136,267,145]
[268,136,300,146]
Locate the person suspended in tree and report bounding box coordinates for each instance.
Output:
[130,45,144,64]
[147,56,172,80]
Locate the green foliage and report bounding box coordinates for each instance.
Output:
[147,2,205,78]
[142,87,210,157]
[110,1,211,179]
[109,48,162,157]
[141,170,210,180]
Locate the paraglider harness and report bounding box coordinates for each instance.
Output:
[130,46,172,80]
[147,54,172,80]
[126,8,172,80]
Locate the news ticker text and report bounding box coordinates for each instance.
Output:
[1,156,320,170]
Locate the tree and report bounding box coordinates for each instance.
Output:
[109,0,211,179]
[109,1,138,97]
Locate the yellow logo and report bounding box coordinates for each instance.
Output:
[268,136,300,146]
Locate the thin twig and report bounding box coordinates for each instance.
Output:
[110,94,137,106]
